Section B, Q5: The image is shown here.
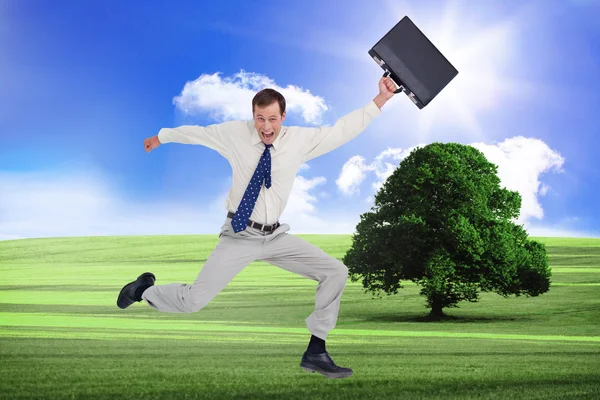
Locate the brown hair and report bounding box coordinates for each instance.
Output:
[252,88,286,116]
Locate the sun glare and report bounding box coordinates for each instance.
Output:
[384,0,534,142]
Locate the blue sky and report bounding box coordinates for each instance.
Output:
[1,0,599,240]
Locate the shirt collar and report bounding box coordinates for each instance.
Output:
[249,120,285,151]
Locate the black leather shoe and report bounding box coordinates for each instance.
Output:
[300,351,353,379]
[116,272,155,309]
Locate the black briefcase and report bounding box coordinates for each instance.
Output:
[369,16,458,109]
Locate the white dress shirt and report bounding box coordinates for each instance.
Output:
[157,100,382,225]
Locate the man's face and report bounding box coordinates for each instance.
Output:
[253,101,286,146]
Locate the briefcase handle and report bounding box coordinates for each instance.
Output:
[383,70,404,94]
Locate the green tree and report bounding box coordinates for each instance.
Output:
[343,142,551,318]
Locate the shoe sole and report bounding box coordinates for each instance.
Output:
[300,362,353,379]
[116,272,156,309]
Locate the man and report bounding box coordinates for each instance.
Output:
[117,76,397,379]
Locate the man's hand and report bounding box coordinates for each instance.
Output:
[373,75,398,109]
[379,75,398,100]
[144,135,161,153]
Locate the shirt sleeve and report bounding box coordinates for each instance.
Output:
[300,100,382,162]
[157,121,237,159]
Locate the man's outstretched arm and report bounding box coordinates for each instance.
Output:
[301,76,397,162]
[143,121,236,159]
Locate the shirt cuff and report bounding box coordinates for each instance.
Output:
[157,128,171,144]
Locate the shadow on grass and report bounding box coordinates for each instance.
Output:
[360,313,526,323]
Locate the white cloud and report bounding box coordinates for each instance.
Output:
[338,137,565,226]
[279,173,366,234]
[336,146,422,196]
[1,158,595,239]
[336,155,372,195]
[172,70,328,125]
[0,170,227,240]
[282,175,326,216]
[281,175,360,233]
[471,136,565,223]
[371,147,422,192]
[0,167,340,240]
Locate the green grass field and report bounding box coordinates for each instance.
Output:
[1,235,599,399]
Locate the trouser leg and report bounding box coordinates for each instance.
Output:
[142,220,263,313]
[261,228,349,340]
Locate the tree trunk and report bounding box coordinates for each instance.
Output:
[429,297,445,319]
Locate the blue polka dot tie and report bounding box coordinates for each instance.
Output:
[231,144,273,233]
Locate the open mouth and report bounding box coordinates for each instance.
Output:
[262,132,274,140]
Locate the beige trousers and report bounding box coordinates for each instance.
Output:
[141,216,348,340]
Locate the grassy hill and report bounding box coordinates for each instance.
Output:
[1,235,599,399]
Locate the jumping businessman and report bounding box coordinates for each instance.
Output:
[117,75,397,379]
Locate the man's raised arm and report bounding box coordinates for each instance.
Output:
[300,76,396,162]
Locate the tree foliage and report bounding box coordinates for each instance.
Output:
[342,142,551,317]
